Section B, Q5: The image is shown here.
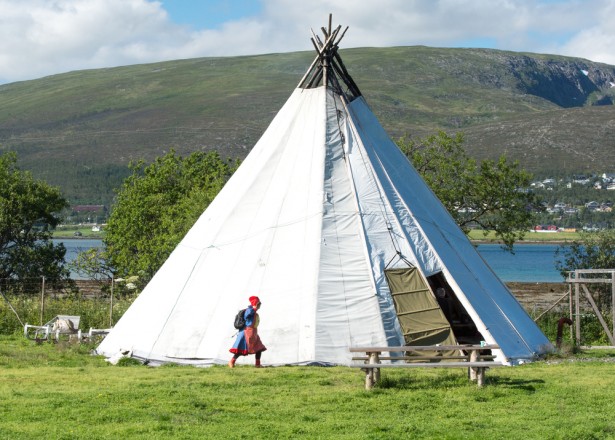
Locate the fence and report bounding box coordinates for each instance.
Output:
[0,277,136,335]
[1,278,611,346]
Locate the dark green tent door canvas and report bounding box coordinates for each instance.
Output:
[385,267,457,350]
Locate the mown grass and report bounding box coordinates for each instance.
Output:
[1,334,615,439]
[469,229,581,243]
[53,226,105,239]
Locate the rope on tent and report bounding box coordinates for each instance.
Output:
[0,287,25,327]
[339,96,411,267]
[332,95,347,158]
[384,251,414,270]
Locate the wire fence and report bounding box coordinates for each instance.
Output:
[0,277,136,335]
[1,277,611,346]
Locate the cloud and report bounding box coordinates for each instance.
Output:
[0,0,182,83]
[557,1,615,64]
[0,0,614,84]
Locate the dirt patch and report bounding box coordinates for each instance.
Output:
[507,282,571,313]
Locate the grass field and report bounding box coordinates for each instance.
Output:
[1,335,614,439]
[53,225,105,239]
[468,229,581,243]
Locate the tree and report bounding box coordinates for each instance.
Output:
[556,230,615,313]
[397,131,541,250]
[0,152,70,281]
[104,150,237,283]
[555,230,615,277]
[69,247,114,282]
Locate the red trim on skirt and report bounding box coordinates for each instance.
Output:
[229,348,249,355]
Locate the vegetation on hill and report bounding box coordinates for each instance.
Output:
[0,47,614,209]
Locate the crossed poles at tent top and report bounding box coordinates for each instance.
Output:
[298,14,362,101]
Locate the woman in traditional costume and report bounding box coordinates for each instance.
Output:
[229,296,267,368]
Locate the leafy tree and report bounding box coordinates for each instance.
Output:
[556,230,615,312]
[397,131,540,250]
[104,150,237,283]
[555,230,615,277]
[0,152,70,281]
[69,248,114,282]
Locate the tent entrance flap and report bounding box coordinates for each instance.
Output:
[385,268,457,358]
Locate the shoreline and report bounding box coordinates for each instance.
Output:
[53,236,574,245]
[471,240,571,245]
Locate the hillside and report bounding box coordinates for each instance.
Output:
[0,46,614,207]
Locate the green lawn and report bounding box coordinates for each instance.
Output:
[52,227,104,239]
[469,229,581,243]
[1,335,614,439]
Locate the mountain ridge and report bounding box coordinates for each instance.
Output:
[0,46,613,206]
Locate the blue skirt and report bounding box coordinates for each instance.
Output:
[230,330,249,355]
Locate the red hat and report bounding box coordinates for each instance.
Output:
[249,296,261,307]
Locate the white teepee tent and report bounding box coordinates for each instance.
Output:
[97,17,552,366]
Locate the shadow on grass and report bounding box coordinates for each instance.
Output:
[375,372,544,391]
[488,376,545,392]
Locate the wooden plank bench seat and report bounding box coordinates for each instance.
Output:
[349,344,503,390]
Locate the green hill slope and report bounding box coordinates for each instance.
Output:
[0,46,614,207]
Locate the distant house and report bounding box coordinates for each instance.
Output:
[572,175,591,185]
[553,202,567,210]
[534,225,559,232]
[585,201,600,210]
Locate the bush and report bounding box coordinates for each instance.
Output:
[536,311,612,347]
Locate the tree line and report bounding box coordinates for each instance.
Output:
[2,133,613,288]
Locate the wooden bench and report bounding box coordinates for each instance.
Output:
[349,344,502,390]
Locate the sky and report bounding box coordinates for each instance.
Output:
[0,0,614,84]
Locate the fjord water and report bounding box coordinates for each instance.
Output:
[56,240,563,283]
[475,243,563,282]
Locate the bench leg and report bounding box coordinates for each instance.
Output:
[469,366,477,381]
[476,368,485,387]
[365,352,380,390]
[469,351,478,381]
[469,366,486,386]
[365,368,374,390]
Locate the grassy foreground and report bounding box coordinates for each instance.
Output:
[1,335,615,439]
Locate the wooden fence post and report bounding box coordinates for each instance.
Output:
[40,276,46,325]
[109,277,114,328]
